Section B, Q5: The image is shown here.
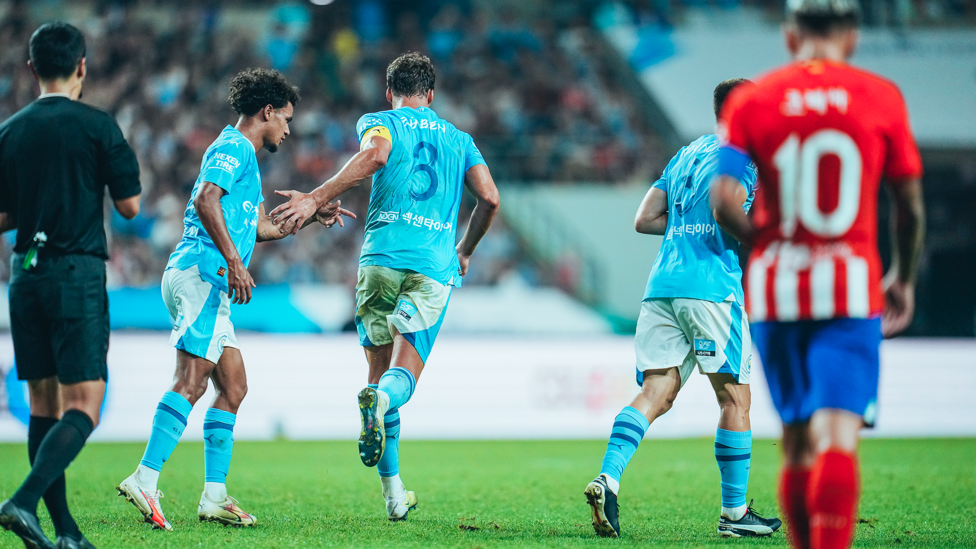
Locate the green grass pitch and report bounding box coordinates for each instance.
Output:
[1,438,974,548]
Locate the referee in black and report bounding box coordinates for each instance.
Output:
[0,22,141,549]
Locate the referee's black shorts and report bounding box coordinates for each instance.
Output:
[9,253,109,384]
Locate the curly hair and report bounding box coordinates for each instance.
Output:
[227,68,300,116]
[386,52,435,98]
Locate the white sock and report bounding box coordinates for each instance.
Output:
[205,482,227,502]
[135,465,160,492]
[381,474,405,502]
[602,474,620,496]
[722,503,748,521]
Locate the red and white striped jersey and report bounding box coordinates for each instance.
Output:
[719,60,922,322]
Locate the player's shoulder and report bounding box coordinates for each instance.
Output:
[208,127,253,159]
[357,110,397,129]
[834,63,906,100]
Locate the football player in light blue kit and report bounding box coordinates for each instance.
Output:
[271,53,500,520]
[584,79,782,539]
[117,69,351,530]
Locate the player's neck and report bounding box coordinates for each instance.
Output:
[234,117,263,152]
[392,96,430,110]
[38,78,82,100]
[793,39,849,63]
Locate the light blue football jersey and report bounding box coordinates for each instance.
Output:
[644,134,757,305]
[356,107,486,287]
[167,126,264,292]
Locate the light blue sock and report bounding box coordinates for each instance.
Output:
[715,428,752,509]
[377,367,416,410]
[140,391,192,471]
[377,409,400,478]
[367,384,379,389]
[599,406,649,485]
[203,408,236,484]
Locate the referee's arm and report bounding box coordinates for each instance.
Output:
[0,165,14,232]
[101,113,142,219]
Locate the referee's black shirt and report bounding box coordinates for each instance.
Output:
[0,95,141,259]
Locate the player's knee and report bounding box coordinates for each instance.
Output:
[222,382,247,408]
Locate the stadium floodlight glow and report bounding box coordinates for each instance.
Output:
[309,0,335,5]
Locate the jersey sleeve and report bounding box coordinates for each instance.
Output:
[464,135,487,172]
[199,141,246,193]
[651,151,682,196]
[882,88,923,182]
[99,115,142,201]
[357,113,392,144]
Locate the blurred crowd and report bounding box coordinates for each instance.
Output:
[0,0,662,289]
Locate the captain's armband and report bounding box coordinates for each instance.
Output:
[360,126,392,147]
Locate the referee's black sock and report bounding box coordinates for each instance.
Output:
[28,416,81,537]
[13,410,94,514]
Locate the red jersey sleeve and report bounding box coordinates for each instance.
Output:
[882,87,923,182]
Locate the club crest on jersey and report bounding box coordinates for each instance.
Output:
[378,211,399,223]
[694,339,716,357]
[217,267,226,277]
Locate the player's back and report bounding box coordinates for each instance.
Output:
[721,60,921,322]
[645,134,756,305]
[357,107,484,287]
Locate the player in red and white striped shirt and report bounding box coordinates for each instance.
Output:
[709,0,925,548]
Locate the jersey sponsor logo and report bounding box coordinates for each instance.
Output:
[694,339,717,357]
[211,152,241,174]
[395,299,418,322]
[781,87,850,117]
[378,211,399,223]
[666,222,717,240]
[400,212,452,232]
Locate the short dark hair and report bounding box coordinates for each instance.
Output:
[29,22,86,80]
[227,68,300,117]
[714,78,755,120]
[787,0,860,35]
[386,52,436,98]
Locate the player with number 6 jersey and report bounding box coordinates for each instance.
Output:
[269,52,500,521]
[710,1,925,548]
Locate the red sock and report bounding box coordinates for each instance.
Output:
[807,450,859,549]
[779,466,812,549]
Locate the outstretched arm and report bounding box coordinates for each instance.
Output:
[709,175,753,245]
[270,135,390,234]
[256,201,356,242]
[455,164,500,276]
[635,187,668,235]
[882,176,925,338]
[195,182,255,304]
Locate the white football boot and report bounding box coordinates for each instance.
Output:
[117,473,172,531]
[198,492,257,527]
[383,479,418,521]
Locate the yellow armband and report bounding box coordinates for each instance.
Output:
[360,126,392,147]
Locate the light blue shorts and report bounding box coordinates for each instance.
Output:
[162,265,238,364]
